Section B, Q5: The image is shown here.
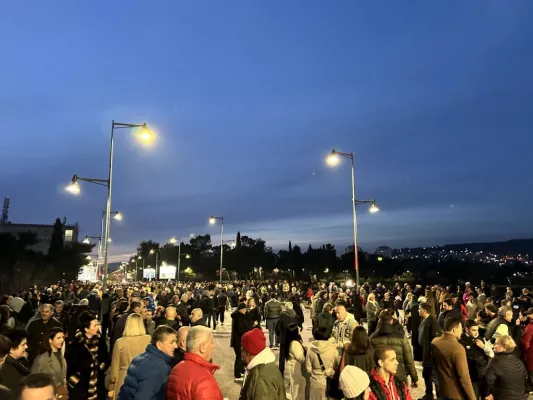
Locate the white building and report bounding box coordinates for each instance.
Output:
[0,222,79,254]
[375,245,393,259]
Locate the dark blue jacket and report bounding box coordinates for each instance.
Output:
[118,344,173,400]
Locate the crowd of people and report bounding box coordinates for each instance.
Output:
[0,279,532,399]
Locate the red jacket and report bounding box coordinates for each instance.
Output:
[522,322,533,371]
[167,352,224,400]
[368,368,413,400]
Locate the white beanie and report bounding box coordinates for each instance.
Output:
[339,365,370,398]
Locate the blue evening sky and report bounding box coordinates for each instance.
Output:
[1,1,532,262]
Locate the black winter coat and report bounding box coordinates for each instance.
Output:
[0,356,30,398]
[459,334,490,383]
[481,351,528,400]
[410,303,423,362]
[230,311,252,348]
[275,310,300,345]
[419,315,441,367]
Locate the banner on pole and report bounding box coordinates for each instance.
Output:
[143,268,156,279]
[159,265,176,279]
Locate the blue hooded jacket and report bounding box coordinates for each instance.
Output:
[117,344,172,400]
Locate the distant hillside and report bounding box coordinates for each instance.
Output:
[401,238,533,255]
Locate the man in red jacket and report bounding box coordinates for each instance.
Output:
[167,326,224,400]
[521,307,533,383]
[368,346,413,400]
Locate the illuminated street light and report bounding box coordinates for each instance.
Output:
[113,212,123,221]
[150,249,155,254]
[208,216,224,282]
[169,237,177,245]
[67,121,155,291]
[325,148,379,290]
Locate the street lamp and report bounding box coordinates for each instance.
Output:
[66,121,154,291]
[209,216,224,282]
[169,237,191,282]
[326,148,379,290]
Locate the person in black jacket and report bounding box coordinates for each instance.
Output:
[230,303,252,382]
[350,291,364,324]
[418,303,442,400]
[0,329,30,398]
[482,335,528,400]
[438,298,462,329]
[460,319,493,398]
[275,302,300,374]
[216,289,228,325]
[289,295,304,328]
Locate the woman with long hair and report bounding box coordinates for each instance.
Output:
[246,298,260,327]
[340,326,374,373]
[108,313,151,400]
[31,327,68,398]
[285,326,310,400]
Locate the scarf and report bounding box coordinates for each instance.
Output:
[69,330,101,400]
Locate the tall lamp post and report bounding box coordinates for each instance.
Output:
[169,237,191,282]
[66,121,154,291]
[209,216,224,282]
[97,211,121,279]
[326,149,379,290]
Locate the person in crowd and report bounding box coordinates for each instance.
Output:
[285,321,309,400]
[0,334,13,399]
[239,328,286,400]
[459,319,493,398]
[26,303,62,363]
[379,292,394,314]
[66,311,108,400]
[173,326,190,365]
[247,297,261,327]
[0,329,30,397]
[485,305,515,343]
[100,291,113,339]
[119,325,177,400]
[417,303,441,400]
[306,326,340,400]
[167,326,223,400]
[350,290,365,324]
[367,346,413,400]
[112,300,143,348]
[315,302,336,335]
[200,291,216,330]
[108,313,151,400]
[143,308,156,336]
[366,293,379,335]
[520,307,533,384]
[340,326,375,373]
[31,327,67,397]
[339,365,371,400]
[190,308,207,327]
[438,299,462,329]
[19,373,59,400]
[482,334,528,400]
[290,295,305,327]
[370,311,418,386]
[86,289,101,315]
[157,305,179,330]
[276,301,301,374]
[332,301,358,358]
[231,303,252,382]
[53,300,68,329]
[216,288,228,325]
[431,316,476,400]
[264,292,282,348]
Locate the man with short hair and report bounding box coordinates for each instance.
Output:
[367,346,413,400]
[331,301,358,355]
[239,328,285,400]
[173,326,190,365]
[119,325,178,400]
[25,304,62,363]
[275,301,300,374]
[438,299,461,329]
[460,319,493,398]
[190,308,207,327]
[231,303,252,382]
[264,292,282,348]
[20,373,56,400]
[418,303,442,400]
[167,326,223,399]
[0,329,30,398]
[157,305,179,330]
[431,317,476,400]
[0,335,14,400]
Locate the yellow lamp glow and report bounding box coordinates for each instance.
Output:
[369,203,379,213]
[326,150,340,166]
[138,123,154,144]
[169,237,177,244]
[113,212,122,221]
[82,236,90,244]
[66,182,80,195]
[209,217,216,224]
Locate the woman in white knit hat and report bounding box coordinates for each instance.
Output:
[339,365,370,400]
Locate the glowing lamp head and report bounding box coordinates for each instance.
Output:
[169,237,177,244]
[138,256,142,260]
[113,212,122,221]
[66,175,81,195]
[326,150,340,166]
[138,123,154,144]
[149,249,155,254]
[369,202,379,213]
[82,236,90,244]
[107,237,112,243]
[185,254,191,259]
[209,216,216,224]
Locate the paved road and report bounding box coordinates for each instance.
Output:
[211,308,428,399]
